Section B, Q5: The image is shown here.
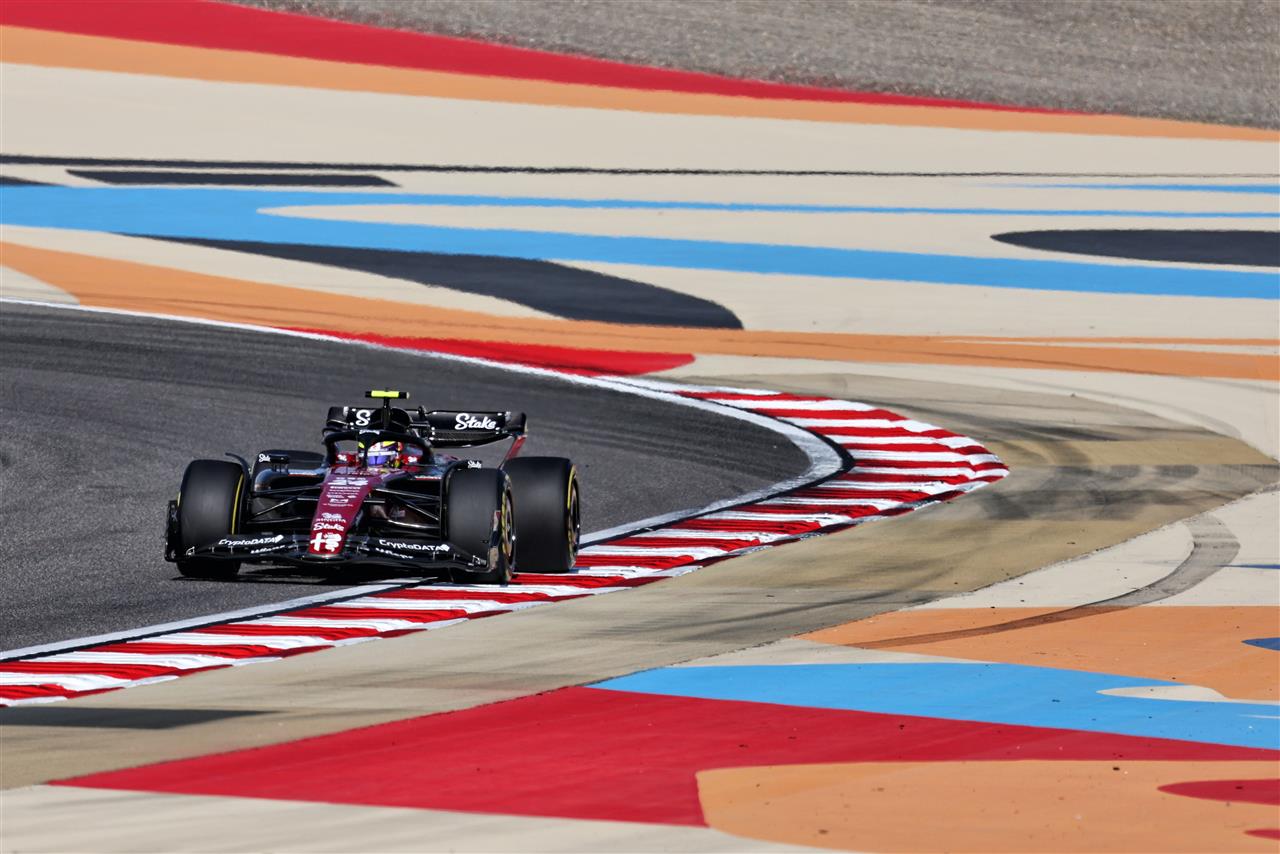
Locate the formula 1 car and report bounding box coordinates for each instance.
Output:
[164,390,580,584]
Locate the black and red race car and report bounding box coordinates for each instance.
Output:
[164,390,580,584]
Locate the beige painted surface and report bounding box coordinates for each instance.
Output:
[564,261,1279,337]
[5,63,1279,171]
[0,785,799,853]
[916,489,1278,610]
[0,265,77,304]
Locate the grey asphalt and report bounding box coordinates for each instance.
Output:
[243,0,1279,128]
[0,303,808,650]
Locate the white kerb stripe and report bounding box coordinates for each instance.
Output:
[699,511,859,525]
[241,616,446,632]
[624,529,793,543]
[0,672,138,690]
[577,545,732,559]
[717,399,878,411]
[140,632,335,649]
[25,651,245,669]
[756,497,902,509]
[326,598,533,613]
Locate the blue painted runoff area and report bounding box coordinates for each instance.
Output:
[2,185,1275,218]
[1244,638,1280,651]
[2,187,1277,299]
[593,663,1280,750]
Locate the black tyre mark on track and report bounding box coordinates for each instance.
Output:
[167,237,743,329]
[69,170,398,187]
[860,509,1245,649]
[3,155,1274,178]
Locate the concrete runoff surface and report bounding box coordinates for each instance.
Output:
[0,303,809,650]
[241,0,1280,129]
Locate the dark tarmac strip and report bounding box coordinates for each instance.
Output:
[0,302,808,650]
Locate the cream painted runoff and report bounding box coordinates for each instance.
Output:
[0,786,806,853]
[4,63,1280,172]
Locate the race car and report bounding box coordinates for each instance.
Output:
[164,390,580,584]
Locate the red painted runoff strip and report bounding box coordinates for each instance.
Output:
[91,642,316,659]
[0,0,1064,113]
[190,623,383,642]
[1159,778,1280,807]
[57,687,1277,827]
[285,328,694,377]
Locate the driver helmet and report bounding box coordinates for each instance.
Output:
[366,440,403,468]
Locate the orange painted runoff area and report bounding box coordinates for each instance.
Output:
[697,760,1280,852]
[2,24,1274,141]
[4,242,1276,381]
[804,606,1280,701]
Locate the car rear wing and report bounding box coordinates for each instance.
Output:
[412,410,527,448]
[323,406,527,449]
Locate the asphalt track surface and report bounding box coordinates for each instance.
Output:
[245,0,1280,128]
[0,302,808,650]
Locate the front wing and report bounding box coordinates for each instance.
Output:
[170,528,488,572]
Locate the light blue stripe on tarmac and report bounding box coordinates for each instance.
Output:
[1020,182,1280,195]
[594,663,1280,749]
[2,187,1277,299]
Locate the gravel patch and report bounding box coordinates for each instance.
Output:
[239,0,1280,128]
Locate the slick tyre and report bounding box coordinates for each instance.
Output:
[175,459,245,580]
[446,468,514,585]
[504,457,579,573]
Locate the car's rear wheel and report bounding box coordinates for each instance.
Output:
[504,457,579,573]
[446,468,514,585]
[175,459,245,580]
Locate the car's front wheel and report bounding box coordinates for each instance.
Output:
[174,459,245,580]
